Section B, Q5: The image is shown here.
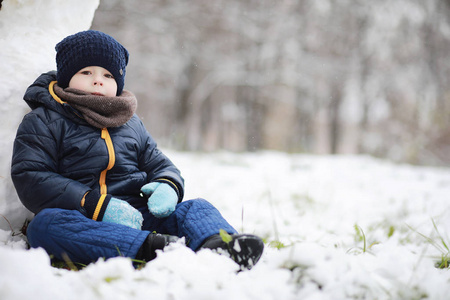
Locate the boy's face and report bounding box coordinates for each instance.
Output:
[68,66,117,97]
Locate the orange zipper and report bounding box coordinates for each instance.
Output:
[92,128,116,221]
[100,128,115,194]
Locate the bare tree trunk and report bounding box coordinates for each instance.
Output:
[329,85,343,154]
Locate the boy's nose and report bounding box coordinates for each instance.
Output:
[93,72,103,86]
[93,75,104,86]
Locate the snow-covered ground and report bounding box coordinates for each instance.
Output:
[1,151,450,300]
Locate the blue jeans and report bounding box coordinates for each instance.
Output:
[27,198,237,264]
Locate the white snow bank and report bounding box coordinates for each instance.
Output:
[0,0,100,229]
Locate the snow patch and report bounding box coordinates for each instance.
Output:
[1,152,450,299]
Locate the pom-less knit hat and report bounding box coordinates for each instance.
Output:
[55,30,129,96]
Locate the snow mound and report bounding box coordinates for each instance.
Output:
[0,0,100,229]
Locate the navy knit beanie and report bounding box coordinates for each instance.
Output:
[55,30,129,95]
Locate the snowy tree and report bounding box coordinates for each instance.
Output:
[92,0,450,166]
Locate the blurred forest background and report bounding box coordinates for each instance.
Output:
[91,0,450,166]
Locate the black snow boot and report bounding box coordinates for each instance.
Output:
[200,234,264,270]
[136,233,179,262]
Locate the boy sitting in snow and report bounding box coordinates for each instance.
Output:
[11,30,263,269]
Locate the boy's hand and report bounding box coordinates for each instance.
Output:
[102,197,143,229]
[140,182,177,218]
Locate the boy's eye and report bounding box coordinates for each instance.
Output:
[105,74,114,79]
[80,70,91,75]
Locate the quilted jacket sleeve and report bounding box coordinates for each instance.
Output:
[135,117,185,202]
[11,111,90,215]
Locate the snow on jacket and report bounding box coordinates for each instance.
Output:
[11,71,184,220]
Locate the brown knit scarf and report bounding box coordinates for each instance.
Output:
[53,84,137,128]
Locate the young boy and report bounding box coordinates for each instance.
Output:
[11,30,263,269]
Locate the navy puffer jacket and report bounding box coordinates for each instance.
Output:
[11,71,184,220]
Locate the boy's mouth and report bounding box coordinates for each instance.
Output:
[91,92,104,96]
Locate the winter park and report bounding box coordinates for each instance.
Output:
[1,1,450,299]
